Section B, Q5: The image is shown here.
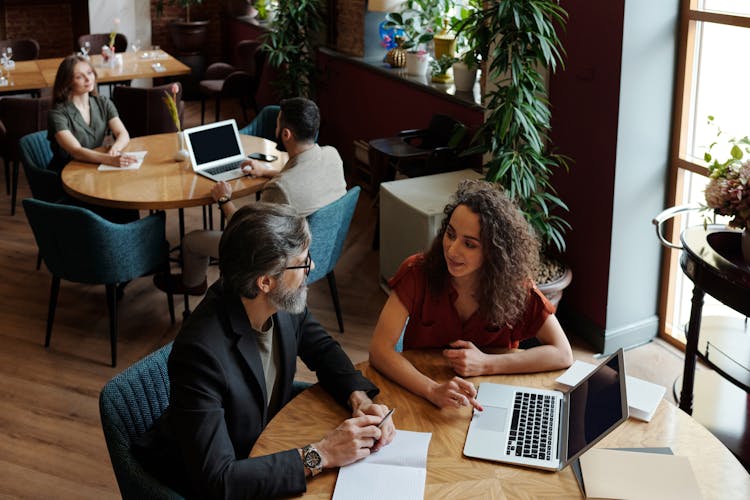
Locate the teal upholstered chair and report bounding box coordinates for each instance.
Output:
[307,186,361,332]
[19,130,60,203]
[100,342,183,499]
[22,198,174,366]
[238,105,279,141]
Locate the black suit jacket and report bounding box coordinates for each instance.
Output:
[135,281,379,499]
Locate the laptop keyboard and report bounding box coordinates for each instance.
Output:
[506,392,556,461]
[204,160,244,176]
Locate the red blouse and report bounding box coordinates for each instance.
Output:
[388,254,555,350]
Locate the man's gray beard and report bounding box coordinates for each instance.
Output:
[269,280,308,314]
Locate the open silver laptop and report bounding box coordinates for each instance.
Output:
[183,119,248,182]
[463,348,628,471]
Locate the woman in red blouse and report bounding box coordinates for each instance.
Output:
[369,180,573,410]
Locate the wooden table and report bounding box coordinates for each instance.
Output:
[0,51,190,94]
[61,133,286,210]
[251,350,750,499]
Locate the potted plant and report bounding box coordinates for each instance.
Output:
[261,0,323,99]
[383,10,434,76]
[461,0,572,302]
[155,0,210,55]
[450,0,485,92]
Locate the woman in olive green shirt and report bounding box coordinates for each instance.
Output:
[47,54,137,174]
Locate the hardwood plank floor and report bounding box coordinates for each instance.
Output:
[0,98,698,498]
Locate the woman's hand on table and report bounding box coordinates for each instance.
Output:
[104,150,137,167]
[442,340,490,377]
[428,376,483,411]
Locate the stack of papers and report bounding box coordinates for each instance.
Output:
[556,360,666,422]
[333,430,431,500]
[97,151,148,171]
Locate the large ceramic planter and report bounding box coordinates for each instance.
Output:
[537,266,572,307]
[405,51,429,76]
[168,20,210,55]
[452,61,477,92]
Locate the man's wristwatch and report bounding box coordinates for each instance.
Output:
[301,444,323,477]
[216,195,231,207]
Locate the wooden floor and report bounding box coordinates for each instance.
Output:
[0,99,709,498]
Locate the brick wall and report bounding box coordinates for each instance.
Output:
[5,4,74,58]
[335,0,365,57]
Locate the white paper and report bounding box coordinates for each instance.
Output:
[556,360,666,422]
[580,448,703,500]
[333,430,431,500]
[97,151,148,171]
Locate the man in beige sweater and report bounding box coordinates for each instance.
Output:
[155,97,347,295]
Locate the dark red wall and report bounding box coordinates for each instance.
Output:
[549,0,626,328]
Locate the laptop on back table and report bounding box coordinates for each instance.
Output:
[463,348,628,471]
[183,119,248,182]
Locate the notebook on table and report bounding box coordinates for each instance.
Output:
[183,119,248,182]
[463,348,628,471]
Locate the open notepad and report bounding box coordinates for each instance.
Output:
[332,430,431,500]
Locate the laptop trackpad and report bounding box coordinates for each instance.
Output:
[474,406,509,431]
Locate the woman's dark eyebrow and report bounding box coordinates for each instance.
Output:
[447,223,480,243]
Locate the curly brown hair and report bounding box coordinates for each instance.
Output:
[423,179,540,327]
[52,54,98,105]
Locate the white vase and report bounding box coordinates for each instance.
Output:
[452,61,477,92]
[405,51,429,76]
[174,131,189,162]
[742,228,750,263]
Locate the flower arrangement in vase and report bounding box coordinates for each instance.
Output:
[162,84,188,161]
[702,116,750,259]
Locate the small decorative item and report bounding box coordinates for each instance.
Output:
[702,116,750,260]
[385,36,407,68]
[431,54,456,84]
[162,84,188,161]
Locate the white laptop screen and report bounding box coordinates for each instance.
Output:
[187,122,243,166]
[564,350,627,463]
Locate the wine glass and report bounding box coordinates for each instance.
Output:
[80,40,90,59]
[5,47,12,68]
[130,39,141,54]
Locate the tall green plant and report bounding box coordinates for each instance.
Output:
[465,0,570,253]
[261,0,324,99]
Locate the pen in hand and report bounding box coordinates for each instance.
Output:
[377,408,395,428]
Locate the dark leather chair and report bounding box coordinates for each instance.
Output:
[199,40,265,124]
[113,83,185,138]
[0,38,40,61]
[368,114,469,184]
[0,97,51,215]
[78,33,128,54]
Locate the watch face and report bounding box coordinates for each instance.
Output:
[304,448,322,468]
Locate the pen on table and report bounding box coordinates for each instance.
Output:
[377,408,395,428]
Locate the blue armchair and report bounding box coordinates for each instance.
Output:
[238,105,280,141]
[22,198,174,366]
[307,186,361,332]
[99,342,183,499]
[19,130,60,203]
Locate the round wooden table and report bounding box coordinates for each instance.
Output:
[251,350,750,499]
[61,133,286,210]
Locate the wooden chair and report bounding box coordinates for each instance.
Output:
[199,40,265,124]
[0,38,40,60]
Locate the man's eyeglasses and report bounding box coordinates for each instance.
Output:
[285,252,312,276]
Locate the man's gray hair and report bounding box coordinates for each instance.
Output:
[219,202,310,298]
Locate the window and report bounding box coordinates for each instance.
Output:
[660,0,750,346]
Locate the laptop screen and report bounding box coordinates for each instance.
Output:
[565,350,627,463]
[186,122,243,166]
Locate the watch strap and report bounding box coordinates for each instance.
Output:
[302,444,323,477]
[217,195,231,207]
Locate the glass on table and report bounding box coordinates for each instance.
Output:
[80,40,91,59]
[130,39,141,54]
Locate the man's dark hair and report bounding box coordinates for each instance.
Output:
[219,202,310,299]
[279,97,320,143]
